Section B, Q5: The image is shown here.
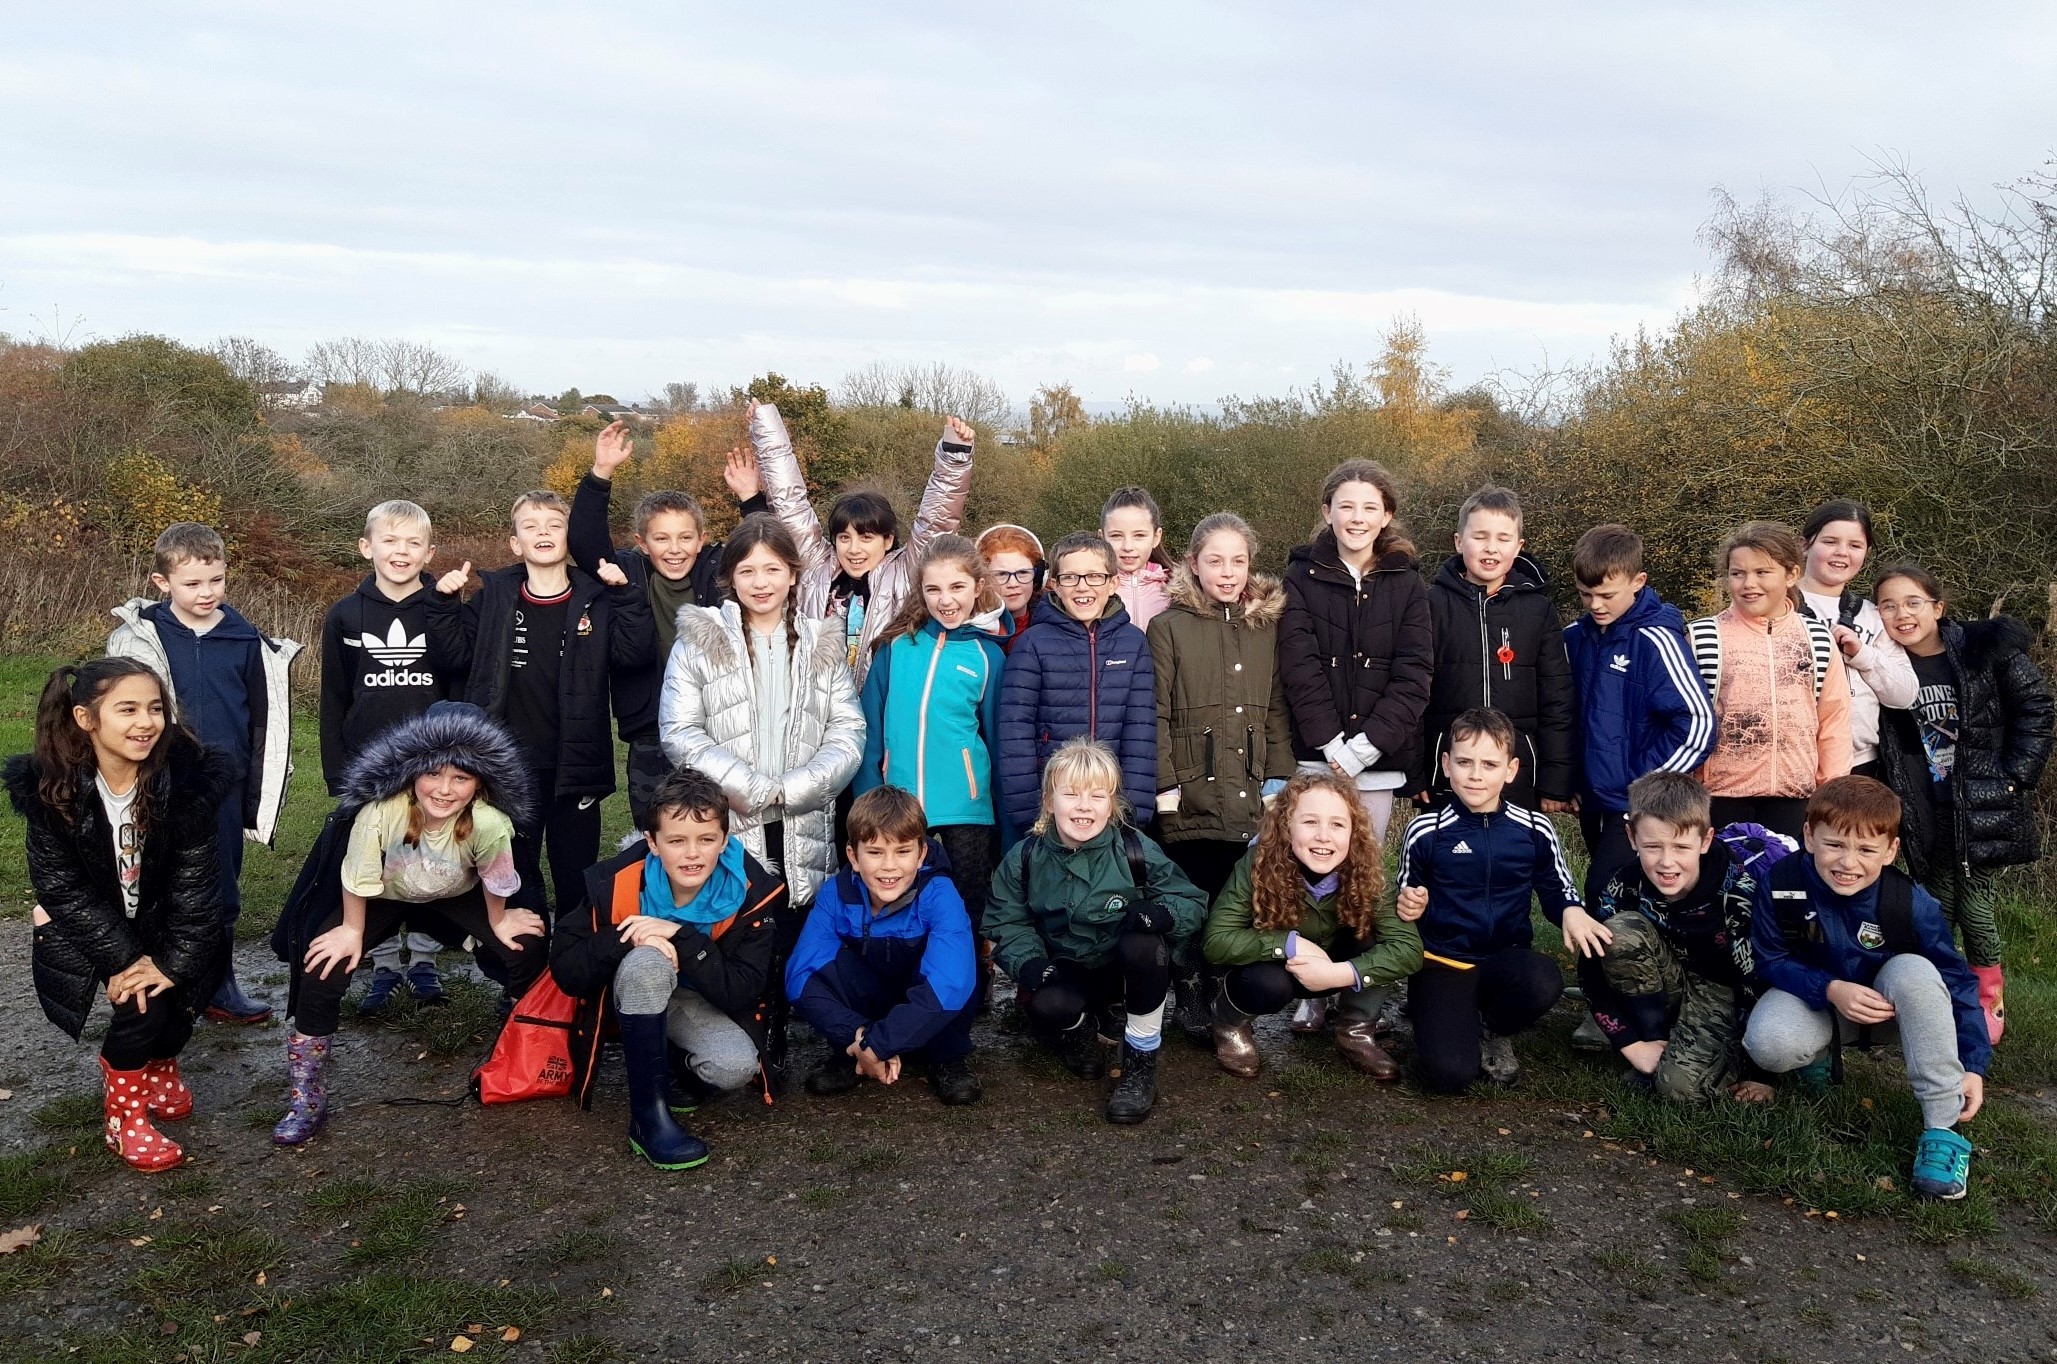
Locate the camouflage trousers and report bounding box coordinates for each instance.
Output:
[1595,914,1745,1105]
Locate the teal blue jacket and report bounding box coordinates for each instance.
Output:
[857,620,1009,836]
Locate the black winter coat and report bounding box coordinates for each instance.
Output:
[1415,553,1578,806]
[550,839,788,1107]
[1876,615,2054,873]
[1277,534,1434,777]
[5,740,232,1038]
[458,565,655,799]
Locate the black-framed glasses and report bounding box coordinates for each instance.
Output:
[994,568,1037,585]
[1053,572,1112,588]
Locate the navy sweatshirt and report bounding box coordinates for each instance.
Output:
[146,602,260,771]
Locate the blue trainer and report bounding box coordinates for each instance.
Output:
[1911,1127,1972,1201]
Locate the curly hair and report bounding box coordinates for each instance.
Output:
[1248,771,1385,937]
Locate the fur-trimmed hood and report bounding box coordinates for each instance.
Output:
[1167,565,1285,629]
[1948,614,2035,671]
[336,702,532,824]
[674,601,847,676]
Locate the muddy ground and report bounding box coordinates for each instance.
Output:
[2,933,2053,1364]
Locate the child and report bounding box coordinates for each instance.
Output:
[1202,771,1422,1079]
[1871,564,2053,1041]
[449,490,655,915]
[1101,486,1173,630]
[736,403,973,684]
[271,703,547,1144]
[786,785,982,1105]
[1395,708,1591,1092]
[1687,521,1853,841]
[857,535,1010,978]
[985,737,1206,1123]
[568,421,768,825]
[1743,776,1989,1200]
[975,523,1045,653]
[996,533,1158,844]
[1580,771,1772,1105]
[550,766,788,1170]
[5,659,229,1171]
[1415,485,1576,815]
[1277,459,1432,849]
[1797,500,1917,779]
[319,499,469,1013]
[1562,523,1716,904]
[109,521,302,1024]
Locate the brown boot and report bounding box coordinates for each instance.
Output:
[1334,1019,1399,1080]
[1211,1020,1262,1078]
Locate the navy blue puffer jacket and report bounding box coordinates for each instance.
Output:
[996,595,1157,844]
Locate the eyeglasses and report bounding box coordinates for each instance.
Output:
[1052,572,1112,588]
[994,569,1037,585]
[1877,596,1939,616]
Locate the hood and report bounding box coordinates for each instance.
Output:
[354,572,437,604]
[1606,585,1687,638]
[834,840,950,918]
[1950,614,2035,671]
[140,599,260,640]
[1167,566,1285,628]
[336,702,532,824]
[676,600,845,675]
[1288,531,1417,579]
[1432,552,1548,600]
[1028,592,1133,635]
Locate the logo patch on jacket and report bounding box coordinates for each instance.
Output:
[1856,921,1885,950]
[576,611,593,637]
[1451,840,1473,855]
[1105,657,1130,667]
[1609,654,1631,674]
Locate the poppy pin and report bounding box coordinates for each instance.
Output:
[1496,643,1516,666]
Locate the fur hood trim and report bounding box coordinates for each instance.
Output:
[337,704,532,824]
[1167,566,1286,628]
[676,601,846,676]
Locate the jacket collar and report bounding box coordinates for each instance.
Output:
[1432,553,1548,600]
[1166,566,1286,627]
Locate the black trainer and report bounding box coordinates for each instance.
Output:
[1057,1018,1105,1080]
[1106,1041,1158,1124]
[928,1057,983,1106]
[805,1053,860,1096]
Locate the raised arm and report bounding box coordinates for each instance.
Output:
[749,402,833,575]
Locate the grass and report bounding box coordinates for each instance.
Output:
[129,1220,288,1297]
[30,1091,103,1133]
[0,1144,87,1221]
[1592,1248,1664,1292]
[1947,1255,2040,1300]
[1666,1206,1744,1284]
[0,1229,86,1297]
[301,1176,473,1266]
[368,974,507,1056]
[1391,1143,1552,1232]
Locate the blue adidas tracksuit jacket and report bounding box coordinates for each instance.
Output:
[1398,801,1582,963]
[856,619,1008,836]
[785,858,977,1060]
[1563,586,1716,815]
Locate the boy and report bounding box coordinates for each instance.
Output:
[1743,776,1988,1200]
[568,421,768,826]
[1396,708,1592,1092]
[447,490,654,916]
[109,521,302,1023]
[784,785,982,1106]
[1581,770,1772,1105]
[1413,485,1577,814]
[550,766,788,1171]
[1562,524,1716,905]
[318,499,468,1012]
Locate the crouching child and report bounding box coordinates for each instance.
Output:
[1580,771,1772,1104]
[786,786,983,1106]
[551,767,788,1171]
[1743,776,1989,1199]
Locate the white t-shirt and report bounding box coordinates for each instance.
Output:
[1801,589,1918,766]
[97,772,142,919]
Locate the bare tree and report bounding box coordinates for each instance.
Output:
[1029,382,1087,449]
[303,336,470,397]
[839,361,1010,427]
[212,336,299,391]
[647,381,700,414]
[471,371,525,411]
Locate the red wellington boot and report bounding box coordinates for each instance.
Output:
[142,1057,194,1120]
[100,1057,184,1172]
[1970,964,2006,1045]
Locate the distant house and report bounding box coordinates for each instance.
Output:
[257,378,324,410]
[581,403,644,422]
[506,403,560,422]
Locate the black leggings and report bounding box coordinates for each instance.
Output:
[513,772,604,917]
[1706,796,1806,845]
[1164,838,1248,907]
[1409,948,1563,1094]
[101,994,197,1071]
[1579,805,1636,907]
[1023,933,1171,1035]
[290,886,545,1037]
[932,824,997,937]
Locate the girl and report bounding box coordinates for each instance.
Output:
[1202,771,1422,1079]
[5,659,227,1172]
[1872,564,2053,1042]
[996,532,1158,845]
[1798,500,1917,779]
[985,737,1206,1123]
[857,533,1011,975]
[975,523,1045,653]
[734,402,973,685]
[1687,521,1853,841]
[272,702,544,1144]
[1101,486,1174,630]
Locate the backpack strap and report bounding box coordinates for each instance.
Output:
[1837,590,1866,632]
[1767,853,1818,955]
[1799,614,1835,702]
[1875,868,1919,955]
[1685,617,1722,700]
[1120,824,1149,895]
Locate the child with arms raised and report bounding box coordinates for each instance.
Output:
[985,738,1206,1123]
[786,786,982,1105]
[1743,777,1989,1199]
[6,660,229,1171]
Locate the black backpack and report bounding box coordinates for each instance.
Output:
[1765,855,1918,957]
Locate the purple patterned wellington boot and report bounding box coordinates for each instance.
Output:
[272,1032,331,1145]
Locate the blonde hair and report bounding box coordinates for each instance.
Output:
[1030,736,1127,835]
[365,499,432,538]
[510,489,570,530]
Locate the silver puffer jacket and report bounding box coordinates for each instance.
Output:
[750,402,973,686]
[658,601,864,907]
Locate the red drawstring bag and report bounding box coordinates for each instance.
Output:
[473,972,578,1104]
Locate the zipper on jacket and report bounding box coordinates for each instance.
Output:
[1203,727,1216,779]
[1087,622,1099,734]
[1478,600,1492,704]
[915,630,949,807]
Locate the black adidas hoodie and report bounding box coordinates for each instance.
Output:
[318,573,470,794]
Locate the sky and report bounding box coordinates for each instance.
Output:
[3,3,2054,409]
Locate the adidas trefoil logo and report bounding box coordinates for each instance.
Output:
[1451,839,1474,855]
[350,619,428,666]
[1609,653,1631,673]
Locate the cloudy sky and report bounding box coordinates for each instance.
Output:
[4,3,2053,407]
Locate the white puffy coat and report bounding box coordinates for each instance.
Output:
[658,601,864,907]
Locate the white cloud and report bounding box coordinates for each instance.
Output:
[1185,357,1214,373]
[1123,353,1161,372]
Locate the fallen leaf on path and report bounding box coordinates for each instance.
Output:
[500,1327,520,1342]
[0,1224,43,1254]
[450,1335,475,1353]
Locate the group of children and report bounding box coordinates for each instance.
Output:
[9,405,2051,1203]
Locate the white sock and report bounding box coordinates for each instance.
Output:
[1125,998,1166,1052]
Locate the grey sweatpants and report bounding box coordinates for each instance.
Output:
[613,945,760,1092]
[1743,953,1968,1129]
[370,931,443,971]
